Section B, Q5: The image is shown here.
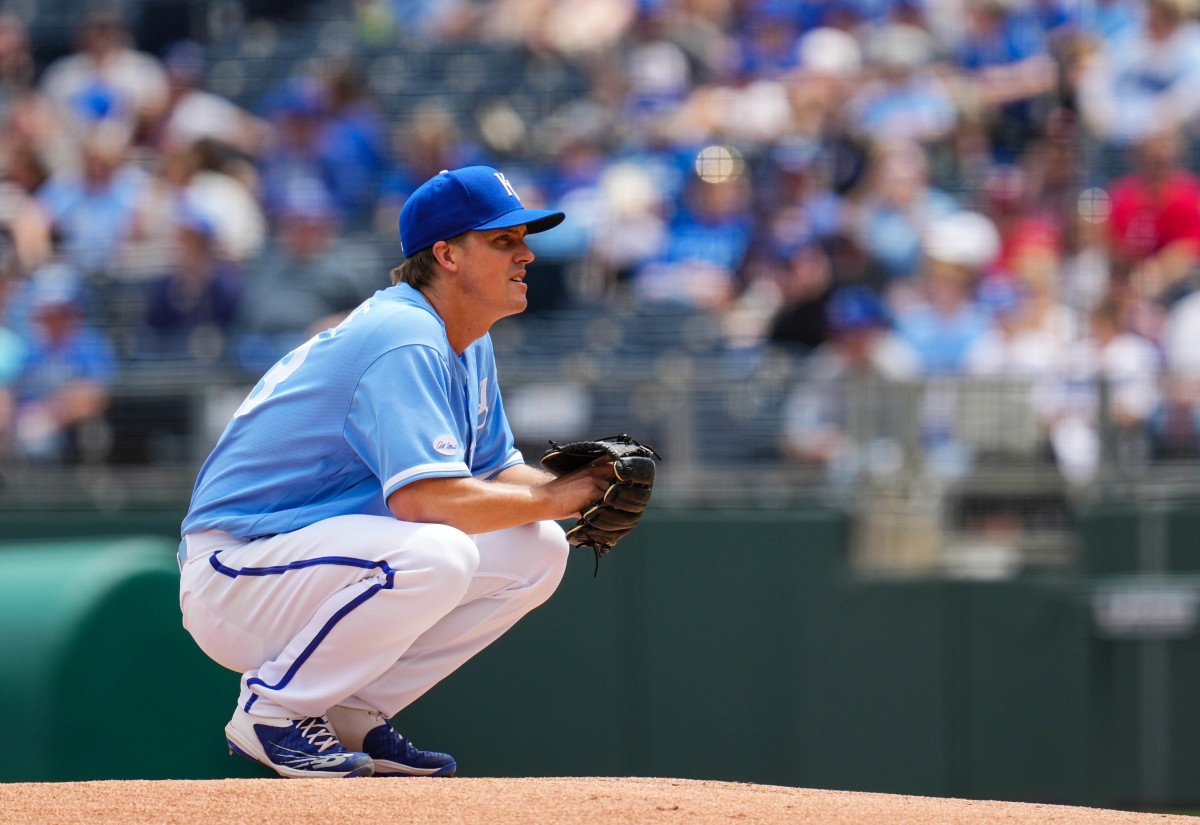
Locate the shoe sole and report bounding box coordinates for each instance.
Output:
[372,759,457,777]
[225,725,375,778]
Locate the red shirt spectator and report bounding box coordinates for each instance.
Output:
[1108,167,1200,262]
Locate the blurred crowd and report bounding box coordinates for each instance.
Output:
[0,0,1199,485]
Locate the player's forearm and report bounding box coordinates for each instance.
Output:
[387,474,569,534]
[492,462,556,488]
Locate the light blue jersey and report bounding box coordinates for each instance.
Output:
[183,283,524,538]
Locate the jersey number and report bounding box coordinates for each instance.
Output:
[233,302,372,418]
[233,335,320,418]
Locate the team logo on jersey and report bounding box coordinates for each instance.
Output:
[433,436,459,455]
[477,378,490,429]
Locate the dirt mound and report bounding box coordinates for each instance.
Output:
[2,776,1191,825]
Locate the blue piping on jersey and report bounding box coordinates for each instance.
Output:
[206,552,396,713]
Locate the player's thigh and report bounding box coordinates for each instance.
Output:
[183,515,475,666]
[466,519,569,600]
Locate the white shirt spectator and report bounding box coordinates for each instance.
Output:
[40,43,168,140]
[1078,6,1200,144]
[1164,289,1200,375]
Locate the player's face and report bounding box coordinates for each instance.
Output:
[457,225,535,321]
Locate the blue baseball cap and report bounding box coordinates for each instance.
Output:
[398,166,565,257]
[827,284,888,332]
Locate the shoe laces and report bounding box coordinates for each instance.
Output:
[297,716,341,753]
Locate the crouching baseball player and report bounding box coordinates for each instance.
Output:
[178,166,657,778]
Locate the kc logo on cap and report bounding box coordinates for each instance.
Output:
[398,166,565,257]
[494,171,518,198]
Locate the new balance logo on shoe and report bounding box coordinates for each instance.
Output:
[272,745,357,770]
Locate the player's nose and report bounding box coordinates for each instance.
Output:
[515,238,534,264]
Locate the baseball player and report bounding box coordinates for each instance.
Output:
[178,166,616,778]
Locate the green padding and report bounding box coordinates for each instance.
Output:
[0,537,257,782]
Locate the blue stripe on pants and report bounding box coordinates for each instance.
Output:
[206,552,396,713]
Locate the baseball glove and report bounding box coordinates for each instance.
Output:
[540,434,661,574]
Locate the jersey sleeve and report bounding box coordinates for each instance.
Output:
[345,344,472,499]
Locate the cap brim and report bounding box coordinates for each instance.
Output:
[474,208,565,235]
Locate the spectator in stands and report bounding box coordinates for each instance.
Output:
[118,140,266,280]
[186,140,268,265]
[135,206,242,363]
[36,124,148,279]
[0,138,55,271]
[953,0,1058,160]
[1079,0,1140,45]
[586,160,668,289]
[893,211,1000,374]
[849,139,961,283]
[766,241,835,353]
[964,276,1065,376]
[781,283,920,484]
[1155,287,1200,455]
[984,168,1081,346]
[37,7,169,145]
[481,0,636,55]
[149,40,271,159]
[375,102,488,236]
[116,141,201,281]
[981,163,1064,281]
[1041,297,1161,482]
[631,173,753,311]
[1076,0,1200,147]
[0,268,24,456]
[0,14,33,122]
[378,0,480,41]
[726,7,804,81]
[1106,128,1200,304]
[11,266,116,463]
[618,25,694,133]
[257,79,327,224]
[234,178,380,373]
[258,66,390,230]
[847,23,957,145]
[786,26,864,148]
[314,61,390,228]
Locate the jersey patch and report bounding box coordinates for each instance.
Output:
[433,436,459,455]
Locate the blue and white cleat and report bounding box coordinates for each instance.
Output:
[327,707,456,777]
[225,708,375,778]
[365,721,457,777]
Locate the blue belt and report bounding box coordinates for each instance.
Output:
[177,539,188,569]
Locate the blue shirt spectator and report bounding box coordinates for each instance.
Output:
[0,322,23,384]
[894,296,993,373]
[37,132,147,277]
[13,270,117,461]
[893,211,1001,373]
[136,209,243,362]
[315,65,390,227]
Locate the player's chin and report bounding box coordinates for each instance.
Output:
[507,282,528,310]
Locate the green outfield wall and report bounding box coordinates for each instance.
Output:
[1,504,1198,808]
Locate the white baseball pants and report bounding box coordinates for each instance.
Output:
[178,514,569,719]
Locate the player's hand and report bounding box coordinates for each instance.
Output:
[541,458,614,520]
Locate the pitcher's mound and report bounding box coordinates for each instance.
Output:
[2,776,1193,825]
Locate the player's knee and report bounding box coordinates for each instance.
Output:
[524,519,570,598]
[405,523,480,587]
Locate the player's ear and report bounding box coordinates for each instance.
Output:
[430,239,460,271]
